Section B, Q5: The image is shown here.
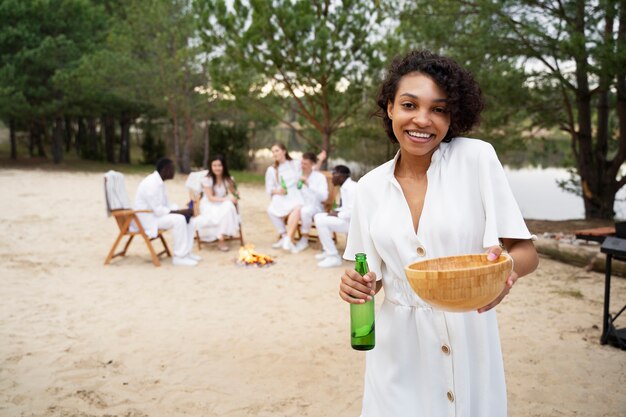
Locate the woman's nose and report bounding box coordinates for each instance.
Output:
[412,110,432,127]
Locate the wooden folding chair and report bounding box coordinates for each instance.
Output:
[104,171,171,266]
[185,171,245,250]
[282,170,337,243]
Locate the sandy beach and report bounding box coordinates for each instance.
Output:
[1,168,625,417]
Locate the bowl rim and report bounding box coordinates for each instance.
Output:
[405,253,512,274]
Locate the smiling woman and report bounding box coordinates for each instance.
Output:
[338,50,539,417]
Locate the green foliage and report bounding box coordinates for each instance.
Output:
[195,0,387,156]
[141,119,166,165]
[0,0,109,120]
[192,122,249,170]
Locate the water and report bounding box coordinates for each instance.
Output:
[504,167,626,220]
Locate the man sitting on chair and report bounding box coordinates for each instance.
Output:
[314,165,356,268]
[134,158,201,267]
[292,152,329,253]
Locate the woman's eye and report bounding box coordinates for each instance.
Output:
[433,107,447,114]
[401,102,415,109]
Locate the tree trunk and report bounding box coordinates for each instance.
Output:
[171,109,182,172]
[28,123,35,157]
[181,111,193,174]
[76,117,87,156]
[37,119,48,158]
[9,118,17,160]
[52,116,64,164]
[64,115,73,152]
[202,119,210,169]
[29,120,46,158]
[103,115,116,163]
[118,112,131,164]
[84,117,101,160]
[321,130,331,170]
[572,0,610,219]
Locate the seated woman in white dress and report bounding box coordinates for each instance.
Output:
[195,154,240,252]
[265,143,304,252]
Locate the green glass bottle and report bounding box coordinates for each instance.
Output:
[351,253,375,351]
[280,176,288,194]
[297,178,304,190]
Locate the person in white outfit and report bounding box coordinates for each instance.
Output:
[265,143,304,252]
[134,158,200,267]
[314,165,356,268]
[339,50,539,417]
[195,154,240,252]
[291,152,329,253]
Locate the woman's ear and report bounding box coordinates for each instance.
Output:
[387,100,393,120]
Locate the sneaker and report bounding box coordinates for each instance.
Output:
[272,237,285,249]
[292,239,309,254]
[317,255,342,268]
[173,256,198,267]
[314,251,328,260]
[282,238,295,252]
[186,253,202,261]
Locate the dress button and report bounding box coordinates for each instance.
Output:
[416,246,426,256]
[441,344,450,355]
[447,391,454,402]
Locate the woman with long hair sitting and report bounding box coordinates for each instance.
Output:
[196,154,240,252]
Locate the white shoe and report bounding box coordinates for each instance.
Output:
[173,256,198,267]
[272,237,285,249]
[317,255,342,268]
[282,238,295,252]
[292,239,309,254]
[314,251,328,260]
[186,253,202,261]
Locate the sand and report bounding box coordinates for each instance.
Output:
[0,168,625,417]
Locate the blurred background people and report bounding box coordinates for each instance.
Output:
[265,143,303,252]
[195,154,240,252]
[133,158,200,266]
[314,165,356,267]
[291,152,329,253]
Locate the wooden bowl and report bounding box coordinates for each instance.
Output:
[404,254,512,312]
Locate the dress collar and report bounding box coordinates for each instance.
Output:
[385,140,451,181]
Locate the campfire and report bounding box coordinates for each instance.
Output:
[237,244,275,267]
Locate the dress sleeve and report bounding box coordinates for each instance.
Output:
[265,167,277,196]
[343,180,383,280]
[478,143,532,248]
[201,176,213,189]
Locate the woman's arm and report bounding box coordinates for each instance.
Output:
[478,238,539,313]
[204,183,230,203]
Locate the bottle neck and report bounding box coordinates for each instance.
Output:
[355,260,368,275]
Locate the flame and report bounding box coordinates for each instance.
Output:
[237,244,274,266]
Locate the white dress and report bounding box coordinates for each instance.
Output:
[344,138,532,417]
[196,177,239,240]
[265,159,303,217]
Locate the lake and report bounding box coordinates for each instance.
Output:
[505,167,626,220]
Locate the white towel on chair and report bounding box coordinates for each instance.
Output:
[104,170,131,215]
[185,170,209,197]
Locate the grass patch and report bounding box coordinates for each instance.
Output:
[230,170,264,185]
[0,150,265,184]
[553,289,584,299]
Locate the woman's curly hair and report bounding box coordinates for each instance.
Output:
[375,50,485,143]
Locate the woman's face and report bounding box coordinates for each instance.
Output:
[211,160,224,177]
[271,145,286,163]
[387,72,451,158]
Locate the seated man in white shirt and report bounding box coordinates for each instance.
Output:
[314,165,356,268]
[134,158,201,267]
[292,152,329,253]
